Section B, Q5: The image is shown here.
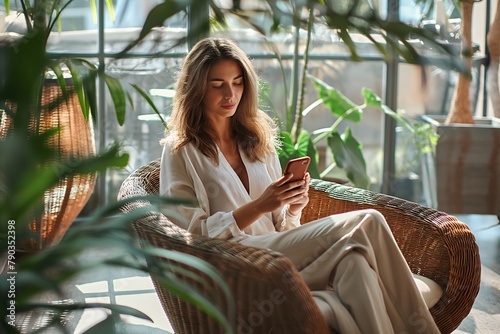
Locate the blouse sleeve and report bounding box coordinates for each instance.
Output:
[159,143,246,240]
[266,152,302,231]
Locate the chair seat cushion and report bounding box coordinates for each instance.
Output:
[412,274,443,308]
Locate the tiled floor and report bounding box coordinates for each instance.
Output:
[25,215,500,333]
[453,214,500,334]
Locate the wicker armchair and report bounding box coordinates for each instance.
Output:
[117,159,481,334]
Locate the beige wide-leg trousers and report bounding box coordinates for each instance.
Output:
[240,209,440,334]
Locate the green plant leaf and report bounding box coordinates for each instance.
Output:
[64,146,129,176]
[153,271,234,333]
[295,130,311,157]
[105,0,115,21]
[82,314,118,334]
[47,63,67,100]
[309,76,363,123]
[12,164,59,217]
[362,87,383,109]
[22,302,152,321]
[90,0,97,23]
[144,247,234,333]
[120,0,191,54]
[81,66,98,123]
[66,60,90,120]
[277,131,319,179]
[131,84,168,129]
[327,128,370,189]
[277,131,295,160]
[103,74,127,126]
[337,29,362,61]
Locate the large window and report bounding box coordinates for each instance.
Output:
[4,0,487,207]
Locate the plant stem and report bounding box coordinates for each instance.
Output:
[20,0,33,33]
[288,23,300,133]
[292,7,314,144]
[312,104,366,145]
[320,162,337,179]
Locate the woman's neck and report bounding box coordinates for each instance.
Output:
[207,118,233,144]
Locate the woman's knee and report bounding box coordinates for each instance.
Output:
[335,251,374,288]
[340,251,367,270]
[363,208,385,221]
[360,209,391,231]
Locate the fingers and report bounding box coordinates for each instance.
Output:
[304,172,311,183]
[275,173,293,186]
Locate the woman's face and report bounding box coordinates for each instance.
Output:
[202,59,244,123]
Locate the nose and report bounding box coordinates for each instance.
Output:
[223,86,234,100]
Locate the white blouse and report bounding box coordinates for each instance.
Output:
[159,142,301,241]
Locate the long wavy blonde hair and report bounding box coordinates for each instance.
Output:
[165,37,278,164]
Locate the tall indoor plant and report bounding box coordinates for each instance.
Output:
[446,0,477,124]
[1,0,234,333]
[226,1,444,189]
[418,0,499,215]
[0,0,133,250]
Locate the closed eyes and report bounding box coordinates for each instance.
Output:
[211,79,243,89]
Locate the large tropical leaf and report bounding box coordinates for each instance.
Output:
[309,76,363,123]
[327,128,370,189]
[278,130,319,178]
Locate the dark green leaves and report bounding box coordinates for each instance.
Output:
[120,0,192,54]
[327,128,370,189]
[278,130,320,179]
[132,84,168,129]
[103,74,127,126]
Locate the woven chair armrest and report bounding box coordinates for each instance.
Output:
[132,212,329,334]
[303,179,480,333]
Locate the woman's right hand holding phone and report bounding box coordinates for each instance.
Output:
[254,173,307,213]
[233,172,308,230]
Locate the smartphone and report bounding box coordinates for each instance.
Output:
[283,156,311,182]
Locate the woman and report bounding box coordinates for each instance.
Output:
[160,37,439,334]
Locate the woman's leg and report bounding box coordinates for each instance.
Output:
[333,251,394,334]
[241,209,440,334]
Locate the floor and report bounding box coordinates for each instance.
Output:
[453,214,500,334]
[21,214,500,333]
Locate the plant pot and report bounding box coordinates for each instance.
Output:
[0,78,96,250]
[422,115,500,215]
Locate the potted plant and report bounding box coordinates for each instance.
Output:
[419,0,500,216]
[0,0,134,250]
[1,1,233,333]
[224,1,446,192]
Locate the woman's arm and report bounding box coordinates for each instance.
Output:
[160,143,246,239]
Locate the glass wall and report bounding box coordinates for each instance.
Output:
[4,0,487,207]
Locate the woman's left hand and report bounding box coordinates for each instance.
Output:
[287,172,310,215]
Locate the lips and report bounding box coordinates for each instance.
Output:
[222,104,235,109]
